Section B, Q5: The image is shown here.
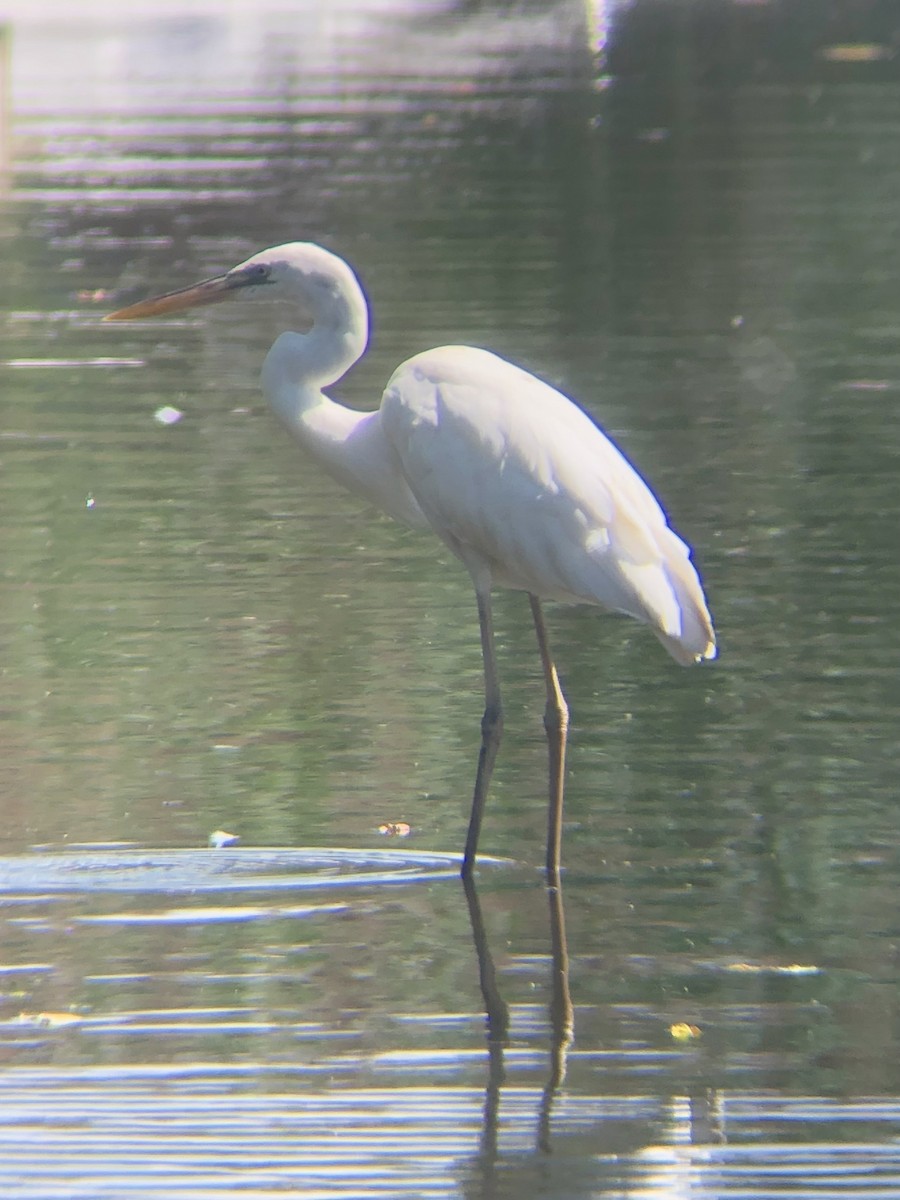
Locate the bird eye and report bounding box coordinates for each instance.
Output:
[228,262,273,292]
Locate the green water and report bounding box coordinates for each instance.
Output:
[1,2,899,1196]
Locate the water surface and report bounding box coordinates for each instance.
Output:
[2,1,900,1196]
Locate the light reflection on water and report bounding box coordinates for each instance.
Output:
[2,848,900,1196]
[2,0,900,1196]
[3,1075,899,1200]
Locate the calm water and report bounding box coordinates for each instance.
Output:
[2,1,900,1196]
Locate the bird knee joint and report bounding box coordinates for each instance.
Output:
[543,700,569,737]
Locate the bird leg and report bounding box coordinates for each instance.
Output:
[462,583,503,878]
[528,594,570,884]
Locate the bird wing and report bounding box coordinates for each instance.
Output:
[380,346,713,663]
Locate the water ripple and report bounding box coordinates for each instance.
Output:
[0,847,503,896]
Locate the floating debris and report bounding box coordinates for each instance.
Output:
[378,822,411,838]
[669,1022,702,1042]
[820,43,893,63]
[209,830,240,849]
[154,405,183,426]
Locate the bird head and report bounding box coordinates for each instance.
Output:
[104,242,364,325]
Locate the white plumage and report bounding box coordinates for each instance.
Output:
[106,241,716,876]
[381,345,713,665]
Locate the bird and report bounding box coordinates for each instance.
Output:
[105,241,716,880]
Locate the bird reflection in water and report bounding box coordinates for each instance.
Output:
[463,870,573,1178]
[461,871,724,1196]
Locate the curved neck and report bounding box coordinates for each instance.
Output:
[259,259,369,435]
[256,277,425,530]
[262,279,368,395]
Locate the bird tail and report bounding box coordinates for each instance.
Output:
[655,554,717,665]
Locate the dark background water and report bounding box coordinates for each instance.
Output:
[1,2,900,1196]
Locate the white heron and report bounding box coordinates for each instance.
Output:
[105,242,716,879]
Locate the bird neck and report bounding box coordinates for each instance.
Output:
[259,255,369,421]
[259,322,427,530]
[265,300,366,380]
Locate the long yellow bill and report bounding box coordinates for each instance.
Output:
[104,272,234,321]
